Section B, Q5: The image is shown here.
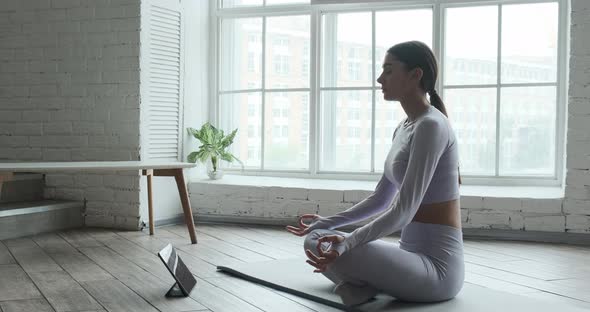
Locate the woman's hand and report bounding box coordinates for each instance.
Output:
[285,214,321,236]
[305,234,345,273]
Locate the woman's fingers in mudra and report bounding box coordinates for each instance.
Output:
[305,249,329,273]
[305,234,344,273]
[285,225,307,236]
[299,214,319,228]
[316,235,344,254]
[285,214,320,236]
[305,248,339,273]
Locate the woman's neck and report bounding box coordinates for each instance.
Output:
[400,93,431,121]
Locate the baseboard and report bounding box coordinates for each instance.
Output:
[183,214,590,247]
[152,215,187,227]
[195,214,297,226]
[461,228,590,246]
[152,213,297,227]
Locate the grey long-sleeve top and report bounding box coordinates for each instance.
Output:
[308,105,460,255]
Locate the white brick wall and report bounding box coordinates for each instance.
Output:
[565,0,590,233]
[482,197,522,212]
[186,1,590,235]
[521,199,562,214]
[524,216,566,233]
[0,0,141,229]
[465,212,510,230]
[308,189,344,202]
[268,187,309,200]
[190,180,576,233]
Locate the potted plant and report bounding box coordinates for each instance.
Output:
[187,122,244,179]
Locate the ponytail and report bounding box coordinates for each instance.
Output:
[427,90,447,117]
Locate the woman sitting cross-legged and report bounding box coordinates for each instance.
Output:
[286,40,464,307]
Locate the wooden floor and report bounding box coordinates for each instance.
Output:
[1,223,589,312]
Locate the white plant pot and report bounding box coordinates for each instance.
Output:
[207,169,224,180]
[206,159,224,180]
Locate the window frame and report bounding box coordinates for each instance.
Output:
[210,0,568,186]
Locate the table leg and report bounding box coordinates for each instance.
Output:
[172,169,197,244]
[146,168,197,244]
[146,169,154,235]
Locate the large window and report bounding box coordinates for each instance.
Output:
[219,13,310,170]
[443,3,559,178]
[320,9,432,172]
[214,0,566,184]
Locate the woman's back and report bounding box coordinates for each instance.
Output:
[384,105,461,228]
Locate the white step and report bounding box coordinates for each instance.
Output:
[0,200,83,240]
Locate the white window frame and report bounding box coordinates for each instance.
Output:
[209,0,568,186]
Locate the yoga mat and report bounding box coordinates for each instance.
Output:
[218,259,588,312]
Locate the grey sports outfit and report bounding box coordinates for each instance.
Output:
[305,105,464,304]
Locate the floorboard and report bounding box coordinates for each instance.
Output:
[0,299,55,312]
[2,222,589,312]
[0,264,43,301]
[28,271,103,312]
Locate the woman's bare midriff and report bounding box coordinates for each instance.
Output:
[411,199,462,229]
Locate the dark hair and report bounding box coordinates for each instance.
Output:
[387,41,461,184]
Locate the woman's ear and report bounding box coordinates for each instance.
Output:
[412,67,424,82]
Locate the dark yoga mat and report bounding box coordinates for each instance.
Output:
[217,259,589,312]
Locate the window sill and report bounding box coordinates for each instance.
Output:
[191,174,564,199]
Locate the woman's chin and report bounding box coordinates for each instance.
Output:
[383,94,396,101]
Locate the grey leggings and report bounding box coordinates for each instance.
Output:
[303,221,465,302]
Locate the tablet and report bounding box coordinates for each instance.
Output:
[157,243,197,297]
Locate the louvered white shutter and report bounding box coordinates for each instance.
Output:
[144,0,184,161]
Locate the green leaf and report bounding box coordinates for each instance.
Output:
[187,127,197,138]
[203,123,213,144]
[221,129,238,149]
[218,151,244,170]
[219,151,233,162]
[187,151,199,163]
[196,149,210,163]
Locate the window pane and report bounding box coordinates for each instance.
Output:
[222,0,262,8]
[501,3,558,83]
[374,97,406,172]
[264,92,309,170]
[219,93,262,169]
[321,12,372,87]
[444,6,498,85]
[500,87,555,176]
[444,88,497,175]
[220,18,262,91]
[376,9,433,81]
[265,15,310,89]
[320,91,372,172]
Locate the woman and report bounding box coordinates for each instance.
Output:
[286,41,463,306]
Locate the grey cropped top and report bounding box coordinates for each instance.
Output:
[308,105,460,255]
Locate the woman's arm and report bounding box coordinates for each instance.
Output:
[306,174,398,231]
[332,118,448,255]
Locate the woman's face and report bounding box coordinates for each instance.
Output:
[377,53,421,101]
